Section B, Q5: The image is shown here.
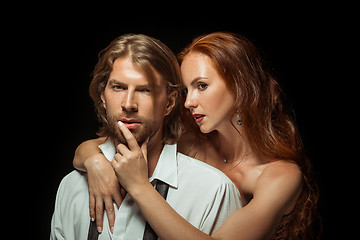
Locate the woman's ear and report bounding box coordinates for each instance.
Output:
[163,90,178,117]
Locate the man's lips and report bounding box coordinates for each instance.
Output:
[192,114,205,124]
[119,118,141,129]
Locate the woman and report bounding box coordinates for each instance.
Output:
[74,32,320,239]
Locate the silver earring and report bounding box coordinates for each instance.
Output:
[235,110,242,126]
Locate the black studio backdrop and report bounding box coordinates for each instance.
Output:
[13,8,340,239]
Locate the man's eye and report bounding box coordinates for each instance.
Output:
[197,82,208,91]
[113,85,124,90]
[139,89,151,94]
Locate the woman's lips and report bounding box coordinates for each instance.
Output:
[193,114,205,124]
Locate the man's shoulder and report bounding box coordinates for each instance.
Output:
[60,170,86,183]
[57,170,88,195]
[176,152,234,186]
[175,153,241,210]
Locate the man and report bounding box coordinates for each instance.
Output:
[50,34,242,240]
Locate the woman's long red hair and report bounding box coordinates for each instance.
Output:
[178,32,321,239]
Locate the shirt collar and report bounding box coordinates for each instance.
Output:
[149,144,178,188]
[98,139,178,189]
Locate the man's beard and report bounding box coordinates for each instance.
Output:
[106,113,160,147]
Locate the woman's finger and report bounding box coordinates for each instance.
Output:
[89,194,96,222]
[104,197,115,233]
[117,121,139,151]
[116,143,131,156]
[113,190,124,209]
[111,158,119,176]
[140,140,148,164]
[95,197,104,233]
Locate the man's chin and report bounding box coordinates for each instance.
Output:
[113,129,148,147]
[106,118,159,147]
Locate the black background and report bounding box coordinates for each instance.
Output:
[6,3,352,239]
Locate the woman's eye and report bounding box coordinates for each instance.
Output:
[197,82,208,91]
[182,88,188,96]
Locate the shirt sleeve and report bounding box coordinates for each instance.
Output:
[199,181,242,235]
[50,177,66,240]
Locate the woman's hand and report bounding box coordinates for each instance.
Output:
[85,153,126,233]
[111,121,150,196]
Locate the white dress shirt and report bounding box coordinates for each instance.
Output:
[50,140,242,240]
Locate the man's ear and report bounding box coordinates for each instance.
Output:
[163,90,177,117]
[101,92,106,109]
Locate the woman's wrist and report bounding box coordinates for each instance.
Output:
[84,153,110,171]
[128,181,154,201]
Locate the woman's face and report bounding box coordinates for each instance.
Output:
[181,52,235,133]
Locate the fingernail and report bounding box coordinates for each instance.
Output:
[91,217,95,222]
[111,227,114,234]
[117,120,123,126]
[97,226,102,233]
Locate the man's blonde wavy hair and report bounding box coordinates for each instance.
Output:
[89,34,182,144]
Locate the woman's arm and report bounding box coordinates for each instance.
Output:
[117,161,302,240]
[112,121,304,240]
[212,162,303,240]
[111,123,212,240]
[121,164,302,240]
[132,183,211,239]
[73,138,106,171]
[73,138,125,233]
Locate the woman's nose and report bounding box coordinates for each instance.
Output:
[184,92,198,109]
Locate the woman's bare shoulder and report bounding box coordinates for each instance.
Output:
[254,160,303,213]
[260,160,303,183]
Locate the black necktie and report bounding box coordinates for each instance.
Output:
[87,179,169,240]
[87,220,99,240]
[143,179,169,240]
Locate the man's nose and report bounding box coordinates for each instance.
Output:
[122,90,138,112]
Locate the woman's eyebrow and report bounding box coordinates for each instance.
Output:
[190,76,208,86]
